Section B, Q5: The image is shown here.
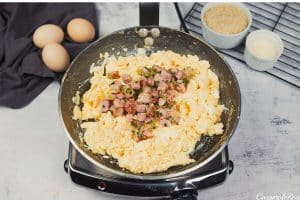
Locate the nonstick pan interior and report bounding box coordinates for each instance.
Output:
[59,26,241,179]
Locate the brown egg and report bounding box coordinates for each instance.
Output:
[33,24,64,48]
[42,43,70,72]
[67,18,95,43]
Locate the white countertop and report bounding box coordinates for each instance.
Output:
[1,3,299,200]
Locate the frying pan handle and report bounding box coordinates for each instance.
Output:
[139,3,159,26]
[171,189,198,200]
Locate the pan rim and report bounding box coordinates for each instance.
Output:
[58,25,241,180]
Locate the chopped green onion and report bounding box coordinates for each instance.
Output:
[107,94,114,100]
[124,87,134,95]
[136,131,143,139]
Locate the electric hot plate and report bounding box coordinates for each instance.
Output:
[64,144,233,199]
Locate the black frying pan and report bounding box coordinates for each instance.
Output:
[59,3,241,198]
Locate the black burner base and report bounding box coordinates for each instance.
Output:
[64,144,233,199]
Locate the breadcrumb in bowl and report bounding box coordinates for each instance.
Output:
[204,4,248,35]
[200,3,252,49]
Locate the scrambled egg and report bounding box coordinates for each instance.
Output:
[73,50,225,174]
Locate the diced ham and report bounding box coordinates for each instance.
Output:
[143,86,152,94]
[115,93,125,99]
[166,95,174,104]
[143,130,153,138]
[136,104,146,113]
[105,65,190,141]
[132,81,141,90]
[151,90,159,97]
[166,89,177,104]
[113,99,125,108]
[100,100,110,112]
[151,97,158,104]
[147,104,156,117]
[161,70,172,82]
[137,92,151,103]
[144,117,152,123]
[140,77,148,87]
[126,114,133,122]
[124,99,136,114]
[157,81,168,91]
[137,113,146,122]
[167,89,177,97]
[147,77,155,86]
[121,74,131,84]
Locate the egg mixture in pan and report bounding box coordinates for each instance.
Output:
[72,50,225,174]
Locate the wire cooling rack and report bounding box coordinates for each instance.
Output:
[180,3,300,88]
